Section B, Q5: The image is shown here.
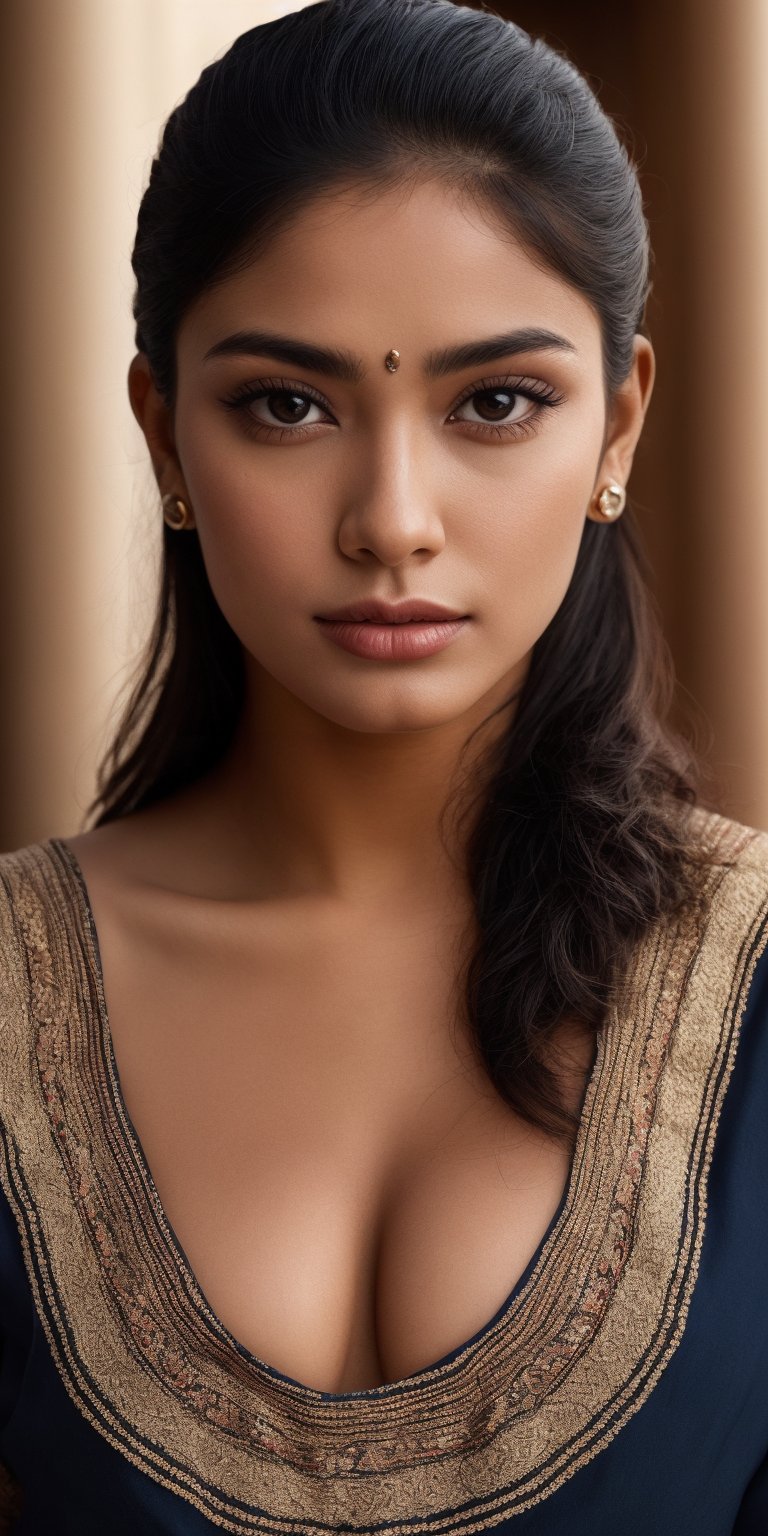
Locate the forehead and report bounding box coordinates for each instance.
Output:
[179,176,602,371]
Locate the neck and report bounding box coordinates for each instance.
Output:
[190,659,520,910]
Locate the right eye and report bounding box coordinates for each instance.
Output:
[219,378,335,440]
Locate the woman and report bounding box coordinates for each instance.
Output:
[0,0,766,1529]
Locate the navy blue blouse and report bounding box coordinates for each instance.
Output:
[0,810,767,1534]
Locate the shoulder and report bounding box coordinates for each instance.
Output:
[611,805,768,1116]
[0,838,82,1067]
[0,835,85,923]
[658,806,768,1107]
[673,804,768,1001]
[0,842,49,1016]
[685,801,768,865]
[0,837,64,909]
[0,838,66,970]
[683,803,768,918]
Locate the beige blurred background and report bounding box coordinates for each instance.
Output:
[0,0,766,851]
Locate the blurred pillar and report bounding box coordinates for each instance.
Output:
[0,0,157,850]
[0,0,320,852]
[502,0,768,831]
[677,0,768,829]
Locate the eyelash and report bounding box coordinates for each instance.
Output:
[218,373,566,443]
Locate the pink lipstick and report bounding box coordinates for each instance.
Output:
[314,597,471,662]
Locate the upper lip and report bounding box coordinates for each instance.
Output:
[316,599,469,624]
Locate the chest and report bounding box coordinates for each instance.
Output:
[86,888,590,1394]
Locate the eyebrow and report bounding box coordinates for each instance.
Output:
[202,326,577,380]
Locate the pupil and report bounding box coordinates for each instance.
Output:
[477,389,514,421]
[270,392,310,424]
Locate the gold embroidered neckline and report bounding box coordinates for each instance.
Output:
[1,809,764,1531]
[48,834,604,1405]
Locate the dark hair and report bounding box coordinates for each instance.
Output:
[88,0,712,1144]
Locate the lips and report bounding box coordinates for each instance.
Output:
[316,613,469,660]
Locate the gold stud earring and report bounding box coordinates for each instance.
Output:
[162,494,194,530]
[384,349,401,373]
[589,482,626,523]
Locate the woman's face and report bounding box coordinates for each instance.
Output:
[132,176,654,737]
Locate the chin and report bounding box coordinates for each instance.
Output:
[299,683,481,736]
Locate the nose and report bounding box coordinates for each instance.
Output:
[336,419,447,567]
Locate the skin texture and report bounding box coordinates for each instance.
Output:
[63,176,656,1392]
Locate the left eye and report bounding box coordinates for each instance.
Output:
[452,388,533,425]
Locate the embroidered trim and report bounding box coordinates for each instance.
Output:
[0,809,765,1532]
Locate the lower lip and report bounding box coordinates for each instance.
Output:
[315,618,470,660]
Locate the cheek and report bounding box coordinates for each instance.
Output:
[179,440,325,623]
[473,446,599,648]
[202,500,312,608]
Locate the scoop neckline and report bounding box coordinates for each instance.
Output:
[46,833,605,1407]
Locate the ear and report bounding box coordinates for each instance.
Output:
[127,353,188,501]
[593,335,655,496]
